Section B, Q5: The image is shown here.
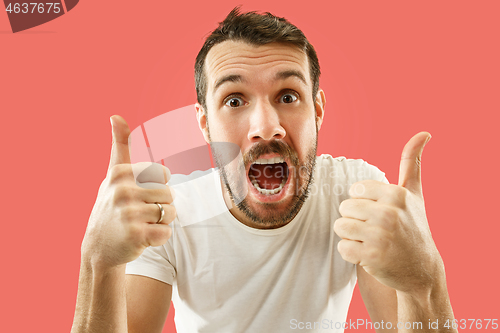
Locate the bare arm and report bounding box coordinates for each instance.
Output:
[71,116,175,332]
[336,133,456,333]
[126,275,172,333]
[396,263,456,333]
[71,262,127,333]
[359,263,456,333]
[71,264,173,333]
[357,265,397,333]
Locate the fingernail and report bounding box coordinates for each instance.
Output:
[424,135,432,146]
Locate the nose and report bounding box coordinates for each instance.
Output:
[247,100,286,142]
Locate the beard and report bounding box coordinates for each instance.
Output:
[209,128,318,229]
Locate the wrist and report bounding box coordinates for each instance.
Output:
[73,247,128,333]
[80,248,126,275]
[401,252,447,296]
[397,264,455,327]
[399,267,446,301]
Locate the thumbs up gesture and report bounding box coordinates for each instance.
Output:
[81,116,176,269]
[334,132,443,293]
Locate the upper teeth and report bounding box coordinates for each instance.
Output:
[253,157,285,165]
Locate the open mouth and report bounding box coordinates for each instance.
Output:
[248,156,289,195]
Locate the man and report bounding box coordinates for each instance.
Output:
[71,8,456,333]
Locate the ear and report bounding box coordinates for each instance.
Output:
[314,89,326,131]
[195,102,210,143]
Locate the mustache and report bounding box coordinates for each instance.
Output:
[243,140,299,167]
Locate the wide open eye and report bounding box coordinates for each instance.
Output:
[279,92,298,104]
[225,96,244,108]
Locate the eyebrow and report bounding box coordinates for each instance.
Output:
[274,70,307,86]
[213,74,245,95]
[212,70,307,95]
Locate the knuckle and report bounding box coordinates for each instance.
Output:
[337,240,347,255]
[337,240,349,256]
[159,186,175,204]
[339,199,352,214]
[381,204,397,219]
[131,162,152,176]
[134,162,170,184]
[97,178,109,193]
[164,205,177,224]
[112,185,136,206]
[349,182,366,197]
[127,223,145,244]
[338,201,346,215]
[163,166,172,183]
[169,186,176,202]
[119,205,138,222]
[337,240,358,264]
[164,225,173,239]
[377,206,399,229]
[343,220,355,235]
[333,218,344,234]
[414,155,422,168]
[108,164,132,183]
[108,165,121,180]
[148,225,173,247]
[387,184,408,205]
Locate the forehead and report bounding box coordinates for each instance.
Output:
[204,40,310,88]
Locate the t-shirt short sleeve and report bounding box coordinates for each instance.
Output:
[125,237,176,285]
[361,159,388,184]
[334,156,388,185]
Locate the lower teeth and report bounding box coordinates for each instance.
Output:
[251,178,286,195]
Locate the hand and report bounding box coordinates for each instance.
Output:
[81,116,176,269]
[334,132,443,294]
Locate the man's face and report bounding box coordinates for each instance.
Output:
[196,40,325,229]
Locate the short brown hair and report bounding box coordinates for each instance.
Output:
[195,7,321,112]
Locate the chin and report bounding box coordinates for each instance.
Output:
[215,137,318,228]
[236,179,308,229]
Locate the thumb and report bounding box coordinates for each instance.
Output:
[398,131,431,194]
[108,115,131,171]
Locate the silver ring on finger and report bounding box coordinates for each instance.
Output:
[155,203,165,224]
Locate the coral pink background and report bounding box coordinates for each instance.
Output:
[1,1,499,332]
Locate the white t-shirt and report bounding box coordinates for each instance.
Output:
[126,154,387,333]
